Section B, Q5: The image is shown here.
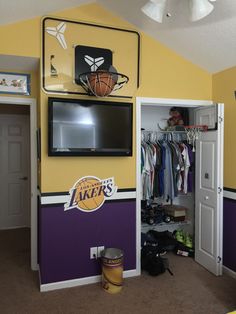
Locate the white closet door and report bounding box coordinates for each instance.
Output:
[195,104,224,276]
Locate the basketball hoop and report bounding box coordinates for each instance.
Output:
[79,70,129,97]
[184,125,208,151]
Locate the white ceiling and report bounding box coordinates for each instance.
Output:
[98,0,236,73]
[0,0,235,73]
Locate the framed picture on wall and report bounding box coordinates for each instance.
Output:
[0,72,30,95]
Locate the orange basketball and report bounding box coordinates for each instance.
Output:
[74,177,105,211]
[88,71,116,97]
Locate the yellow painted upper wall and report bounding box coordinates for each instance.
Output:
[138,34,211,100]
[0,3,212,192]
[213,66,236,189]
[0,19,41,58]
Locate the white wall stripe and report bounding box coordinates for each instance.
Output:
[109,191,136,200]
[223,190,236,200]
[40,190,233,204]
[40,191,136,205]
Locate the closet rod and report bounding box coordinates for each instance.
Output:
[142,130,187,133]
[159,130,186,133]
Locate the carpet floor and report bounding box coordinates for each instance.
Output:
[0,228,235,314]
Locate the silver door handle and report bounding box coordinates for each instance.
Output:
[204,196,209,200]
[19,176,28,180]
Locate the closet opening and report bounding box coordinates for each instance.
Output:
[136,98,224,277]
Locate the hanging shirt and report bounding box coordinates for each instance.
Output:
[182,143,190,194]
[142,144,155,200]
[153,143,162,198]
[169,142,181,197]
[185,144,194,192]
[158,144,166,197]
[163,142,175,202]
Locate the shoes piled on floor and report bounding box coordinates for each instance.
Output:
[174,229,194,257]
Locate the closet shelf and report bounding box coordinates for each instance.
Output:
[141,220,191,233]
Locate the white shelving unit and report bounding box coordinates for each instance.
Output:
[141,220,191,233]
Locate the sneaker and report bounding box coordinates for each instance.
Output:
[175,229,184,243]
[185,233,193,249]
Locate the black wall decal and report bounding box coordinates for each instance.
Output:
[75,45,112,85]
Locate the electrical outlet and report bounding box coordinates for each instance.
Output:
[90,247,97,259]
[97,246,105,258]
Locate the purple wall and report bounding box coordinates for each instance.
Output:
[39,200,136,284]
[223,198,236,272]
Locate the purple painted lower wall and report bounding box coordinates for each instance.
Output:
[223,198,236,272]
[39,200,136,284]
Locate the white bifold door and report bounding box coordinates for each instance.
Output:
[195,104,224,276]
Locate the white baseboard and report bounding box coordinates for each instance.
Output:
[40,269,139,292]
[32,263,39,271]
[123,269,140,278]
[223,265,236,279]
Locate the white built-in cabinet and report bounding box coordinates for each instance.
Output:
[136,98,224,277]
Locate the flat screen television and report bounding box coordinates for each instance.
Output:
[48,97,133,156]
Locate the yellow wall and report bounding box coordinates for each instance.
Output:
[0,3,212,192]
[213,66,236,188]
[138,34,211,99]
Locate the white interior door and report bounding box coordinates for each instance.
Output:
[0,114,30,229]
[195,104,224,276]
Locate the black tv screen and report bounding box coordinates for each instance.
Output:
[48,98,132,156]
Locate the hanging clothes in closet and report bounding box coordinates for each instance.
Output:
[141,132,194,202]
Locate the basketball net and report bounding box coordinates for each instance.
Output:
[79,70,129,97]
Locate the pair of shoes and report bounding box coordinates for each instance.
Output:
[174,230,193,249]
[185,233,193,249]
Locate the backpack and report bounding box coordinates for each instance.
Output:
[141,245,173,276]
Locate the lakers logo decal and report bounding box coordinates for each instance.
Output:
[64,176,117,212]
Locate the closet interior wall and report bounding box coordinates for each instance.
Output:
[141,105,196,235]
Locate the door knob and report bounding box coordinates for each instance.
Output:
[19,176,28,180]
[204,196,209,200]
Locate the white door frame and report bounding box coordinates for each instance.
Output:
[136,97,214,275]
[0,96,37,271]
